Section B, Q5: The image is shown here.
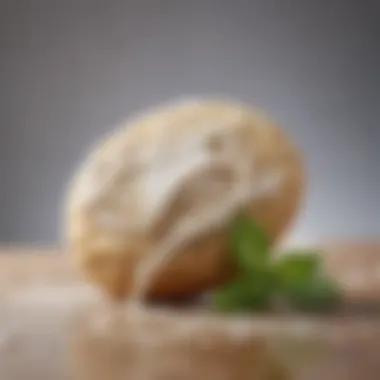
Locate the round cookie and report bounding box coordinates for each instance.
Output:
[65,99,305,299]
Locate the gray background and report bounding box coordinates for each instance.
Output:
[0,0,378,245]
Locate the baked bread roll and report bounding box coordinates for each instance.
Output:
[65,99,304,299]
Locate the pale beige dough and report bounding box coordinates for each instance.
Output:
[65,98,305,299]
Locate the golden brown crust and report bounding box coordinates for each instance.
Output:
[65,99,305,299]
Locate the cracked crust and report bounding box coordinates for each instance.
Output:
[65,99,305,299]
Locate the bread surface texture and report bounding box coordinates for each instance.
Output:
[65,99,304,298]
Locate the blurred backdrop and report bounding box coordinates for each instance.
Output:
[0,0,378,245]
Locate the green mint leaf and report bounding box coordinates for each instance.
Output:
[285,274,342,312]
[212,270,275,312]
[274,251,322,289]
[229,214,270,273]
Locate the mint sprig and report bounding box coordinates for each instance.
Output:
[284,274,342,312]
[229,214,270,272]
[212,276,272,312]
[212,215,342,313]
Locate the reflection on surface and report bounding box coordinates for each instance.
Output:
[1,285,380,380]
